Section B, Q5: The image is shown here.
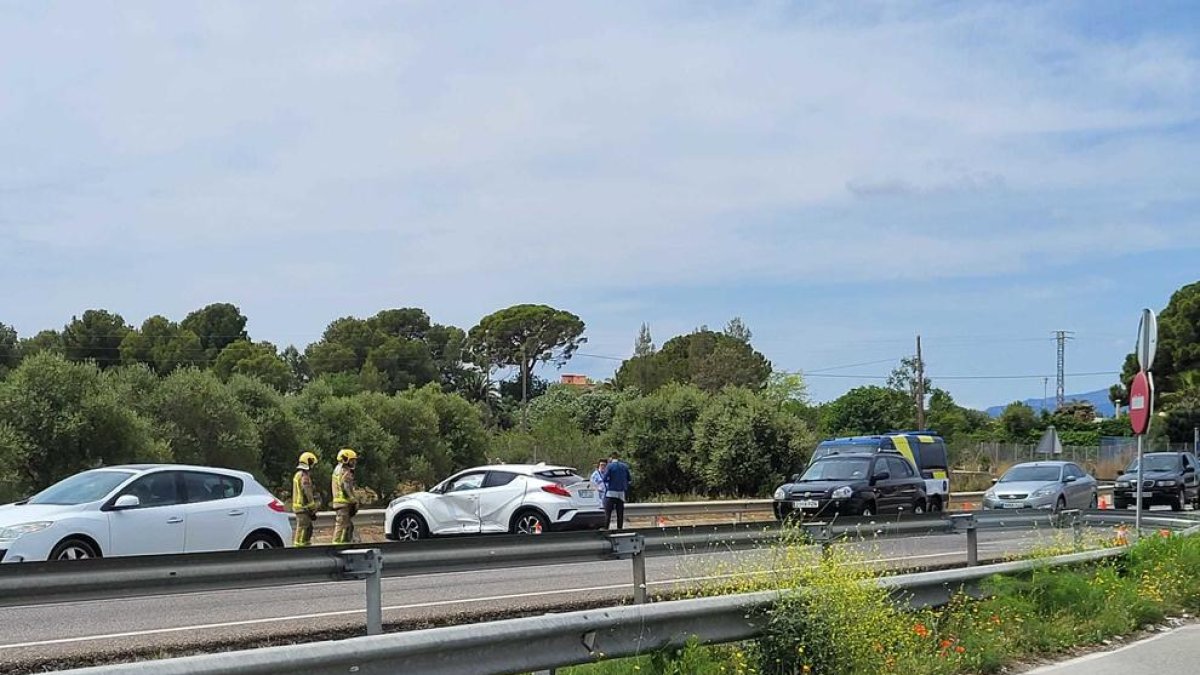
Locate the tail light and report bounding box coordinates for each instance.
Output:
[267,499,288,513]
[541,484,572,498]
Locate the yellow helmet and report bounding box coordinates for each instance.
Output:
[297,452,318,470]
[336,448,358,464]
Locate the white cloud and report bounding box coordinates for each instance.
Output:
[1,0,1198,341]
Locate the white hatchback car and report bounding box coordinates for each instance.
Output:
[0,465,292,563]
[385,464,606,541]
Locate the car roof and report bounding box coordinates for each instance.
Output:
[814,452,876,460]
[1010,461,1070,467]
[99,464,256,479]
[459,463,579,475]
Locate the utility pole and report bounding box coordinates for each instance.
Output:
[1194,426,1199,453]
[1053,330,1074,410]
[915,334,925,430]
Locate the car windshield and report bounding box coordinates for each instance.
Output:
[1128,456,1181,473]
[27,470,135,505]
[999,466,1061,483]
[812,444,878,461]
[800,458,870,481]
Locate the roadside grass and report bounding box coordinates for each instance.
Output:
[564,529,1200,675]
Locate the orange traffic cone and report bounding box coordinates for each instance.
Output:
[1098,494,1111,510]
[1114,525,1129,546]
[656,515,668,527]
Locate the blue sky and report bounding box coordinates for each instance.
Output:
[2,1,1198,409]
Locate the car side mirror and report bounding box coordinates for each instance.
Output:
[1184,466,1195,474]
[111,494,140,510]
[1063,476,1077,483]
[872,471,890,483]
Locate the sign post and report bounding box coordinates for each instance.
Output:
[1131,309,1158,536]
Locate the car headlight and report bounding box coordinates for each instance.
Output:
[1116,480,1130,488]
[0,521,54,540]
[1031,487,1057,498]
[773,487,786,500]
[831,486,853,499]
[984,489,996,499]
[1157,480,1177,487]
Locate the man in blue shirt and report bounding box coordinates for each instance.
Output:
[604,452,632,530]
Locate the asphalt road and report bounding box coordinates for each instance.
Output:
[1023,623,1200,674]
[0,527,1069,671]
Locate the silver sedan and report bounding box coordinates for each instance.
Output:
[983,461,1098,511]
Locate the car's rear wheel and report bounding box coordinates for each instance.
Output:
[49,537,99,561]
[240,531,282,550]
[393,513,428,542]
[1172,489,1185,512]
[513,510,548,535]
[1089,493,1099,509]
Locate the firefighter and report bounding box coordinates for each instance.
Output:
[332,448,359,545]
[292,452,319,547]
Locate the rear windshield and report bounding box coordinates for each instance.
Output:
[801,458,871,481]
[811,443,879,461]
[1127,455,1181,473]
[1000,466,1062,483]
[28,470,136,505]
[535,469,586,485]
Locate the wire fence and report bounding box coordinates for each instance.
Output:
[960,438,1199,481]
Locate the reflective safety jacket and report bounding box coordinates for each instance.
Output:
[332,464,357,506]
[293,469,317,512]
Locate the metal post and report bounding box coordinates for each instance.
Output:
[609,533,646,604]
[631,551,647,604]
[1135,434,1144,537]
[949,514,977,566]
[338,548,384,636]
[802,522,833,559]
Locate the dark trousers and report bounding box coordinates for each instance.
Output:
[604,497,626,530]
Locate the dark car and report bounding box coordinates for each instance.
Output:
[1114,452,1200,511]
[773,452,928,519]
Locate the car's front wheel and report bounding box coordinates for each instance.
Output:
[859,502,875,517]
[1172,489,1186,512]
[393,513,428,542]
[512,510,548,535]
[912,499,926,515]
[49,537,99,561]
[240,531,282,550]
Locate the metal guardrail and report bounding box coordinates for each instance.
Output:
[313,485,1118,529]
[60,534,1190,675]
[3,508,1188,612]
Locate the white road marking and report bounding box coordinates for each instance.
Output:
[0,549,975,651]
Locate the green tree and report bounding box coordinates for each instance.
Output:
[180,303,249,362]
[61,309,131,368]
[281,345,311,392]
[19,330,63,358]
[723,317,753,343]
[213,340,294,391]
[0,321,18,378]
[405,384,489,471]
[887,356,931,424]
[362,336,439,393]
[468,304,586,405]
[999,402,1039,441]
[356,391,447,484]
[634,323,655,357]
[119,315,203,374]
[1120,282,1200,394]
[149,368,261,473]
[614,330,771,394]
[0,353,164,495]
[609,383,709,496]
[692,387,813,496]
[821,386,912,435]
[227,375,309,490]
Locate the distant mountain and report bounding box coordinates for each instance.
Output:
[985,388,1115,418]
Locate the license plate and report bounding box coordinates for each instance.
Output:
[794,499,819,509]
[1138,492,1153,498]
[579,490,594,498]
[1001,502,1025,509]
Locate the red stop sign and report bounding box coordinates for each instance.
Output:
[1129,371,1152,435]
